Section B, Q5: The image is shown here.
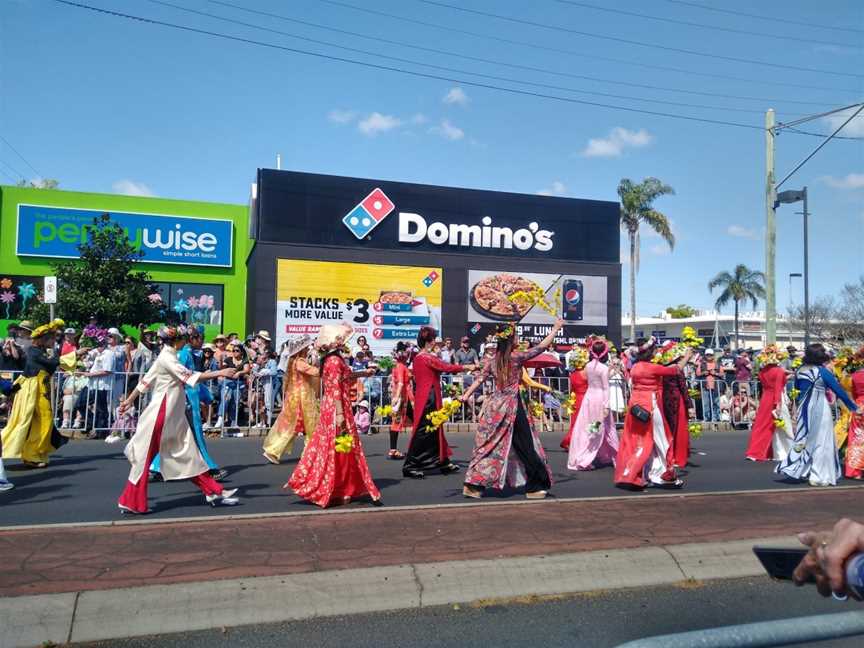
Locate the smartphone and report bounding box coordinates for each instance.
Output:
[753,546,811,582]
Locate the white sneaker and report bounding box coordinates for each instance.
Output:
[73,419,82,429]
[213,417,224,428]
[61,419,70,429]
[206,488,239,506]
[0,481,14,492]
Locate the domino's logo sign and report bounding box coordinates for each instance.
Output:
[342,188,395,240]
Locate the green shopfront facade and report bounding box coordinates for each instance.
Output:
[0,185,250,339]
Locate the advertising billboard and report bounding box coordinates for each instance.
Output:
[16,204,234,267]
[466,270,608,349]
[275,259,443,357]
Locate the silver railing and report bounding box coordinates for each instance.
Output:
[0,367,846,436]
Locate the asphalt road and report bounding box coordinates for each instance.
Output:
[3,429,860,526]
[77,577,861,648]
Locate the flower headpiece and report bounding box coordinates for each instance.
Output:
[652,340,686,365]
[157,324,188,341]
[680,326,704,349]
[315,322,354,352]
[755,344,788,369]
[30,318,66,339]
[494,324,515,341]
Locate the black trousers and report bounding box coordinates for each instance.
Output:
[510,398,551,493]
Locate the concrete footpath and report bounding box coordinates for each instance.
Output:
[1,487,860,648]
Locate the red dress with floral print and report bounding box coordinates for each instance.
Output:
[286,353,380,507]
[464,345,552,490]
[845,370,864,477]
[390,361,414,433]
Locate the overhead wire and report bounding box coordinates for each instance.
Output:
[200,0,826,111]
[775,102,864,129]
[0,156,27,182]
[0,134,42,178]
[50,0,768,132]
[554,0,861,48]
[416,0,864,79]
[664,0,864,36]
[316,0,858,94]
[779,126,863,141]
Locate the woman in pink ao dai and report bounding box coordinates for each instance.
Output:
[567,338,618,471]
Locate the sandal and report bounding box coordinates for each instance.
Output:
[462,485,483,499]
[387,450,404,460]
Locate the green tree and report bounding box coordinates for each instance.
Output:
[665,304,697,319]
[24,213,163,328]
[618,177,676,340]
[708,264,766,349]
[16,178,60,189]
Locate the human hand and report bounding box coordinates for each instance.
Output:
[553,317,565,330]
[795,518,864,599]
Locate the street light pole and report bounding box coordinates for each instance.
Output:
[802,187,810,347]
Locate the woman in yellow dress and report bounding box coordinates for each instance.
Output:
[262,334,321,464]
[1,319,77,473]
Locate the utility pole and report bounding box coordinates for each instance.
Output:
[764,109,777,344]
[801,187,810,347]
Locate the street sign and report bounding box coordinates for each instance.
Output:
[44,276,57,304]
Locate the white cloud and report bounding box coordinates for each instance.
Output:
[820,173,864,189]
[357,112,402,136]
[429,119,464,141]
[581,127,654,158]
[410,113,428,125]
[649,243,670,256]
[112,179,155,197]
[727,224,760,240]
[443,87,469,106]
[537,181,567,196]
[823,107,864,137]
[327,109,356,124]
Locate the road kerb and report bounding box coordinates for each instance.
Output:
[0,535,799,648]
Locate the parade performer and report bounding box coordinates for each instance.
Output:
[567,337,618,471]
[560,345,588,450]
[1,319,76,473]
[286,323,381,507]
[151,326,226,481]
[832,349,856,470]
[460,319,564,499]
[262,334,320,465]
[842,348,864,479]
[777,343,862,487]
[387,341,413,460]
[614,337,692,490]
[402,327,473,479]
[745,345,793,462]
[117,325,239,514]
[657,341,695,469]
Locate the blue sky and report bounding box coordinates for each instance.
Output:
[1,0,862,316]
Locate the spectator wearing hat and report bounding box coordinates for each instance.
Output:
[212,333,229,364]
[454,336,480,392]
[355,400,372,435]
[696,348,721,422]
[1,324,25,395]
[60,328,78,356]
[106,327,131,418]
[72,334,112,436]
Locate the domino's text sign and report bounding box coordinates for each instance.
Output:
[17,205,233,267]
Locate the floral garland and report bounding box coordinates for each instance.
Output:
[755,344,788,369]
[426,399,462,428]
[507,284,562,317]
[494,325,515,340]
[31,318,65,339]
[652,342,686,365]
[334,433,354,454]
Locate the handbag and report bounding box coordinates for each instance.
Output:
[630,404,651,423]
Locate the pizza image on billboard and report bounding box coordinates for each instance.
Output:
[469,273,541,322]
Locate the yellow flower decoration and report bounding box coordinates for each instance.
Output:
[774,418,786,430]
[375,404,394,419]
[426,399,462,428]
[507,284,560,317]
[561,393,577,416]
[528,400,544,418]
[688,388,700,398]
[791,357,802,369]
[688,422,703,439]
[568,347,589,370]
[334,433,354,454]
[789,387,800,400]
[680,326,704,348]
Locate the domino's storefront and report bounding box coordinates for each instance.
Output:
[0,185,250,338]
[247,169,621,355]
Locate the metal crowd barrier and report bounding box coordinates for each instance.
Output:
[0,366,848,437]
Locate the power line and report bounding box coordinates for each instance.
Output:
[664,0,864,36]
[0,134,42,178]
[203,0,824,111]
[780,126,863,141]
[0,163,21,183]
[777,104,864,189]
[51,0,767,131]
[776,102,864,129]
[417,0,864,79]
[0,156,26,182]
[555,0,861,48]
[317,0,858,94]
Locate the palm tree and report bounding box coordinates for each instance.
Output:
[708,264,766,349]
[619,178,676,341]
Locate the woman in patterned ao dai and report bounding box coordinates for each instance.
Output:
[459,318,564,500]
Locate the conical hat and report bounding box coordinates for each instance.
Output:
[315,323,354,351]
[286,334,314,357]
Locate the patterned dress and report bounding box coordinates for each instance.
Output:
[389,360,414,434]
[843,370,864,478]
[661,369,693,468]
[263,356,320,461]
[287,353,379,507]
[464,345,552,492]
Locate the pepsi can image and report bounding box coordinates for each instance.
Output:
[562,279,583,321]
